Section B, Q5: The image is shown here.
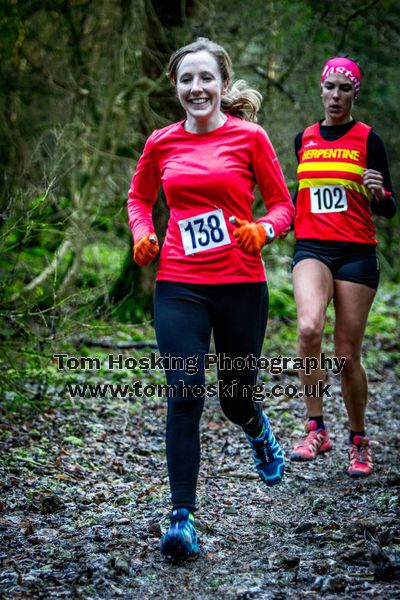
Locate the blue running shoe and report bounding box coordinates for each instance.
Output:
[246,414,285,485]
[160,508,200,561]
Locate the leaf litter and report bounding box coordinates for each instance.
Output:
[0,345,399,599]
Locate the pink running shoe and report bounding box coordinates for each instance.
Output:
[348,435,373,477]
[291,419,332,461]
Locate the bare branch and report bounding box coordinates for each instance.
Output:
[336,0,380,52]
[69,336,158,349]
[253,65,300,109]
[9,238,73,302]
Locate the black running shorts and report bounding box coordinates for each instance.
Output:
[292,239,380,289]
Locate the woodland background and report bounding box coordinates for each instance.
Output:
[1,2,400,598]
[1,0,399,344]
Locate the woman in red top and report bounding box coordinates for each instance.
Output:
[290,57,397,477]
[128,38,294,560]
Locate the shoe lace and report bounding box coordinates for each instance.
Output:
[170,512,194,536]
[300,430,321,447]
[349,445,358,462]
[358,445,371,464]
[350,444,371,464]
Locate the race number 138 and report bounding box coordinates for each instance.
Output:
[178,209,230,255]
[310,185,348,213]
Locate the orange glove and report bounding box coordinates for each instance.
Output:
[230,217,267,254]
[133,234,159,266]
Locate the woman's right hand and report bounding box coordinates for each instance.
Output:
[133,234,159,266]
[363,169,387,201]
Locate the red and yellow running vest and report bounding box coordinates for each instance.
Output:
[295,121,377,244]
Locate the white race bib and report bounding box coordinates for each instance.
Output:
[178,209,230,255]
[310,185,348,213]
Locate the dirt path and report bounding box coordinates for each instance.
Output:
[1,366,399,599]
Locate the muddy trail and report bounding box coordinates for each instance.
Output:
[1,355,399,599]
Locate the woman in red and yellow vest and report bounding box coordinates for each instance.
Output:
[290,57,397,477]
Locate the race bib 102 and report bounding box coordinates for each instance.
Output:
[178,209,231,256]
[310,185,348,214]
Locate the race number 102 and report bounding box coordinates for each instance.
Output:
[310,185,348,214]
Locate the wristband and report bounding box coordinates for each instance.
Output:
[260,222,275,244]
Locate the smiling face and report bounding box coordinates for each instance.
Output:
[321,74,355,125]
[175,50,229,132]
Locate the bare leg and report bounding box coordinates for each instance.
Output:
[292,259,334,418]
[333,280,376,431]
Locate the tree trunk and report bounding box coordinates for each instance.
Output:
[108,0,199,319]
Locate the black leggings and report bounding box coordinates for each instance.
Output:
[154,281,268,511]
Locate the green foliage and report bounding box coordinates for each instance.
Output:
[269,282,297,320]
[1,0,399,409]
[63,436,85,447]
[1,277,399,411]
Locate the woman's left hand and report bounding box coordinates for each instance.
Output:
[230,217,267,254]
[363,169,387,201]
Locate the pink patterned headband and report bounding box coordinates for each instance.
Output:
[321,57,361,97]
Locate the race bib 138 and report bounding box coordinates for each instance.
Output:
[178,209,231,255]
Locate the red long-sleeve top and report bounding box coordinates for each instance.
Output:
[127,114,294,283]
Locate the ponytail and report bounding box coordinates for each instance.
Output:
[221,80,262,122]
